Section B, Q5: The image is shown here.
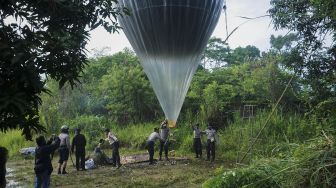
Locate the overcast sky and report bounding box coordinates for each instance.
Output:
[87,0,287,55]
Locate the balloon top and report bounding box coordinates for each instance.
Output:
[118,0,224,123]
[119,0,224,57]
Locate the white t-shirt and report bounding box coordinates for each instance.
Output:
[59,133,70,149]
[204,129,216,142]
[106,132,118,145]
[147,132,161,142]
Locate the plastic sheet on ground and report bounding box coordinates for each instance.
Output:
[19,147,35,156]
[85,158,96,170]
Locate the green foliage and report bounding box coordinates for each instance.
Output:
[203,37,231,67]
[184,53,299,127]
[40,49,161,128]
[203,37,261,67]
[98,50,159,124]
[204,133,336,188]
[230,45,261,64]
[0,0,127,139]
[270,34,298,53]
[0,130,34,157]
[112,123,157,149]
[269,0,336,105]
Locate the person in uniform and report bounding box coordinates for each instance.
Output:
[71,128,86,171]
[147,128,163,165]
[58,125,71,174]
[192,123,202,158]
[159,120,170,161]
[203,126,217,162]
[105,128,121,168]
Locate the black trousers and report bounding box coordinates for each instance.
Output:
[193,138,202,157]
[75,150,85,170]
[111,141,121,166]
[159,140,169,158]
[147,141,154,164]
[206,140,215,161]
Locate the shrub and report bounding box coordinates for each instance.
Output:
[0,130,34,158]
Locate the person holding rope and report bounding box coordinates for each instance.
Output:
[202,125,217,162]
[104,128,121,168]
[147,128,163,165]
[159,120,170,161]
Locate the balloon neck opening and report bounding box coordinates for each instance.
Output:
[168,120,176,128]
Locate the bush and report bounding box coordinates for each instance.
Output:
[0,130,34,158]
[203,133,336,188]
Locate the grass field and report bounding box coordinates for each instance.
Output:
[7,151,233,188]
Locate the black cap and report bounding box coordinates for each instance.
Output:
[104,128,110,132]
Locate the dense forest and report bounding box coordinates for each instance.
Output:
[40,33,333,131]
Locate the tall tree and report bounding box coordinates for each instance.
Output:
[270,34,298,53]
[0,0,127,139]
[230,45,261,64]
[269,0,336,105]
[203,37,231,68]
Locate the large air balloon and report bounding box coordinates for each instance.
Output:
[118,0,224,127]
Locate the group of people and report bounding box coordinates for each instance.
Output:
[33,125,122,188]
[192,124,217,162]
[146,120,171,165]
[33,126,87,188]
[33,121,217,187]
[146,120,218,165]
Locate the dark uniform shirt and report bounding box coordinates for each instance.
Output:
[34,138,60,174]
[71,134,86,153]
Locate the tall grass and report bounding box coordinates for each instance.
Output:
[203,133,336,188]
[216,110,319,162]
[1,109,326,162]
[0,130,34,158]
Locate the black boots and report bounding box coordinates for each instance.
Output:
[62,167,68,174]
[58,167,67,174]
[159,155,169,161]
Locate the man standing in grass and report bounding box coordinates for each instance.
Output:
[34,135,60,188]
[105,128,121,168]
[147,128,162,165]
[203,125,217,162]
[71,128,86,171]
[58,125,71,174]
[192,123,202,158]
[159,120,170,161]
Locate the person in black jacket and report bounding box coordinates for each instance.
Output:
[71,128,86,171]
[34,135,60,188]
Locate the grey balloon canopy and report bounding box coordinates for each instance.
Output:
[118,0,224,126]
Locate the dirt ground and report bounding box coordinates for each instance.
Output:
[7,153,232,188]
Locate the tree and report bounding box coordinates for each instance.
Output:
[203,37,231,68]
[270,34,298,53]
[269,0,336,105]
[230,45,261,65]
[0,0,127,139]
[97,50,160,124]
